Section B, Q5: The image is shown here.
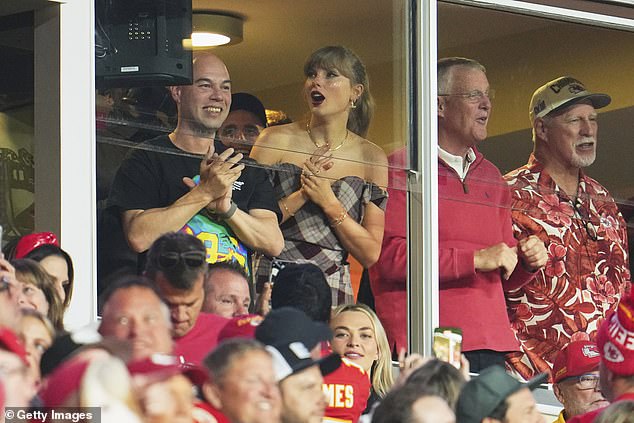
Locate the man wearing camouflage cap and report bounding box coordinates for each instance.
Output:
[504,76,631,380]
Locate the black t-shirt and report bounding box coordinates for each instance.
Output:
[109,135,280,216]
[107,135,281,272]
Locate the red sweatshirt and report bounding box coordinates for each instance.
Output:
[439,150,535,352]
[369,148,408,353]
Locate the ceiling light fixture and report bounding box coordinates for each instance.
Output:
[183,12,243,49]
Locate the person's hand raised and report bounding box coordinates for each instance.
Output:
[183,146,245,211]
[474,242,518,280]
[300,145,336,209]
[517,235,548,272]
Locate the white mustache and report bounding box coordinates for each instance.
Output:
[575,137,596,146]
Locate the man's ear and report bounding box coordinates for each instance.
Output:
[169,85,182,104]
[438,96,446,118]
[552,383,564,405]
[202,381,223,409]
[534,118,548,141]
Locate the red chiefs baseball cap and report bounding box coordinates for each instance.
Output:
[597,290,634,376]
[127,353,208,386]
[217,314,263,342]
[552,340,600,383]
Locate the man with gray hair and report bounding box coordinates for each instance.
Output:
[437,57,547,372]
[202,338,281,423]
[504,77,630,380]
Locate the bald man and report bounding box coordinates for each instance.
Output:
[108,53,283,275]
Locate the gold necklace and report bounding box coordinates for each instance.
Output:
[306,122,349,152]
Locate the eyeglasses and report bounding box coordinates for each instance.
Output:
[573,198,598,241]
[438,89,495,103]
[220,124,261,139]
[563,373,600,390]
[158,251,206,269]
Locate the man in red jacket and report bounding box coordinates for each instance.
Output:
[437,57,547,372]
[568,290,634,423]
[368,147,408,354]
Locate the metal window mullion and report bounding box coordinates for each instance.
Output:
[408,0,439,356]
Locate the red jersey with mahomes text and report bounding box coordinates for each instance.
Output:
[322,357,371,423]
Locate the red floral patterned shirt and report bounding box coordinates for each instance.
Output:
[504,155,631,380]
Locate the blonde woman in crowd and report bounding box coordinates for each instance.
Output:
[330,303,394,410]
[17,309,55,387]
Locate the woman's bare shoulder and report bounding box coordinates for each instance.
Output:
[251,122,303,162]
[259,122,301,142]
[355,136,388,166]
[350,136,388,186]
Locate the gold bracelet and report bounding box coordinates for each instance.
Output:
[330,207,348,227]
[281,198,294,217]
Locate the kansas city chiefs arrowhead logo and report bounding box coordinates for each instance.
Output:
[582,344,600,359]
[604,342,624,363]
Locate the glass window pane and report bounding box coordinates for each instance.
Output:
[0,11,35,249]
[96,0,413,361]
[438,1,633,379]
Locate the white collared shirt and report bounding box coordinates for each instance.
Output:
[438,146,476,181]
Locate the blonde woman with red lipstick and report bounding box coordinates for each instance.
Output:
[250,46,388,306]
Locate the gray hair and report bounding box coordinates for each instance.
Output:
[437,57,486,94]
[203,338,267,385]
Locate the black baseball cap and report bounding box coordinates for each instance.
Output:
[255,307,341,381]
[230,92,267,128]
[456,366,548,423]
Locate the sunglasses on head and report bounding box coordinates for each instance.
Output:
[158,250,206,269]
